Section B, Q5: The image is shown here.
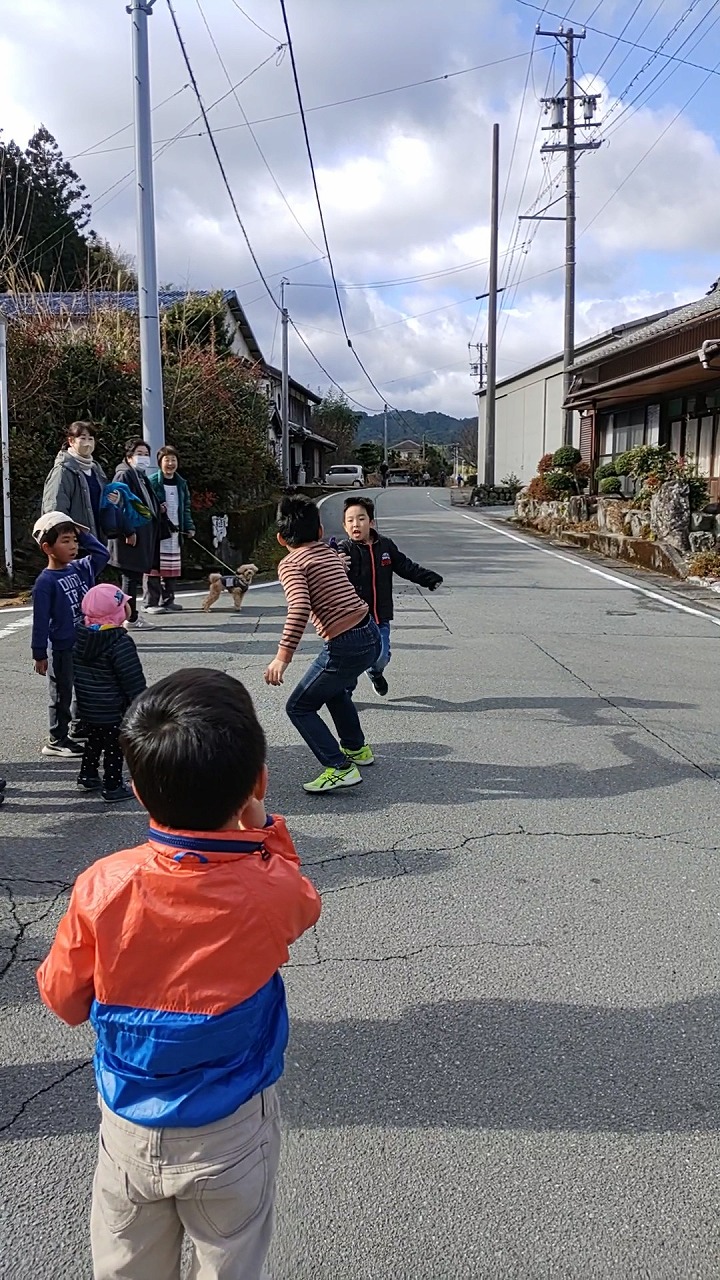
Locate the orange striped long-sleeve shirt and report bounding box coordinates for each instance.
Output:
[277,542,368,662]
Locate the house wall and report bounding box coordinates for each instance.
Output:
[223,302,255,362]
[477,359,579,483]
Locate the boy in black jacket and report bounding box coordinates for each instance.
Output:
[73,584,146,802]
[338,496,443,696]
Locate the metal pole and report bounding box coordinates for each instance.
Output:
[0,314,12,583]
[563,30,576,448]
[383,403,388,463]
[280,279,290,485]
[129,0,165,457]
[484,122,499,487]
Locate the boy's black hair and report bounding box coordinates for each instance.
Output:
[276,494,321,547]
[343,495,375,520]
[41,521,79,549]
[124,436,149,460]
[120,668,266,830]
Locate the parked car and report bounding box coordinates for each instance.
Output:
[324,464,365,488]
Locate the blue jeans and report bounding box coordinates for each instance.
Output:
[286,617,381,769]
[368,622,391,678]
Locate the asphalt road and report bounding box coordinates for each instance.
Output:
[2,486,720,1278]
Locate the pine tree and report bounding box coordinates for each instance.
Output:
[23,125,91,287]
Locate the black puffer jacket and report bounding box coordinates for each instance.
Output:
[336,531,442,624]
[73,625,146,725]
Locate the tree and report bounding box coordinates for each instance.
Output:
[0,125,92,289]
[86,236,138,290]
[457,421,478,466]
[355,441,383,473]
[312,390,360,459]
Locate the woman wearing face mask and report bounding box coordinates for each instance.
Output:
[146,445,195,613]
[107,437,161,631]
[41,422,108,540]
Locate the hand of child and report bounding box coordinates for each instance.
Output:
[238,794,267,830]
[264,658,288,686]
[34,658,48,676]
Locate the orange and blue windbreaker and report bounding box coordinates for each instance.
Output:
[36,816,321,1128]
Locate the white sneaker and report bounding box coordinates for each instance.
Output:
[124,616,157,631]
[144,606,168,615]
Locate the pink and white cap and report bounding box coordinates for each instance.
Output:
[81,583,130,628]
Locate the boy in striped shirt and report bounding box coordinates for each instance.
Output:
[264,495,381,793]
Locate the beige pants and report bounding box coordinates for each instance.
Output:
[91,1086,281,1280]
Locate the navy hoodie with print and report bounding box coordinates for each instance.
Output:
[31,532,109,661]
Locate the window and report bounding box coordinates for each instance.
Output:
[685,417,699,461]
[670,421,682,455]
[699,417,713,475]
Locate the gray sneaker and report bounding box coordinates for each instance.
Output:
[144,606,168,615]
[124,616,157,631]
[164,602,183,612]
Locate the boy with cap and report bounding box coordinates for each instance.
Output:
[31,512,110,757]
[74,584,147,802]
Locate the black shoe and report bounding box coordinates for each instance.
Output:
[43,739,84,757]
[370,674,389,697]
[0,778,6,791]
[102,784,133,804]
[77,775,102,792]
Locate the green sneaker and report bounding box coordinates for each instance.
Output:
[303,765,362,793]
[342,744,375,766]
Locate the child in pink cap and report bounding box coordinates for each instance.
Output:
[73,585,147,802]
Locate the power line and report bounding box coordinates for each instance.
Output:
[228,0,282,43]
[67,84,191,161]
[195,0,323,254]
[75,50,545,159]
[165,0,279,307]
[278,0,417,435]
[288,320,375,411]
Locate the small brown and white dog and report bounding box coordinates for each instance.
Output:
[201,563,259,612]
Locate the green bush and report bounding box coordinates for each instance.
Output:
[552,446,582,470]
[544,469,575,495]
[599,476,623,495]
[595,462,617,482]
[615,445,672,479]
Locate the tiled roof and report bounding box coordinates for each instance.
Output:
[572,289,720,368]
[0,289,236,317]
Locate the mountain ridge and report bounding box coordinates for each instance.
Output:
[356,409,475,446]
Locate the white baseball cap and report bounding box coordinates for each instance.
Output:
[32,511,88,544]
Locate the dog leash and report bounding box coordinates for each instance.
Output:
[191,537,241,577]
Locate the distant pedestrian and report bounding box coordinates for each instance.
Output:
[338,495,442,697]
[439,471,446,487]
[42,421,108,541]
[31,512,109,758]
[146,445,195,613]
[264,494,381,793]
[107,437,161,631]
[422,470,431,486]
[37,668,320,1280]
[379,460,389,489]
[73,584,146,803]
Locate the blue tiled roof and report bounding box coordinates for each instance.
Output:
[0,289,234,318]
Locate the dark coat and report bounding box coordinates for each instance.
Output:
[148,471,195,535]
[107,463,161,575]
[73,625,146,726]
[336,530,442,624]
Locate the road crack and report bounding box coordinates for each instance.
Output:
[289,936,547,970]
[0,1059,92,1135]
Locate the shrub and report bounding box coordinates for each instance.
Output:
[538,452,555,474]
[574,460,591,489]
[465,474,478,487]
[500,471,522,492]
[553,445,582,469]
[595,462,617,482]
[524,475,554,500]
[599,476,622,495]
[615,445,672,479]
[688,549,720,578]
[544,469,575,495]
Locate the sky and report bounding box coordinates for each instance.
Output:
[2,0,720,419]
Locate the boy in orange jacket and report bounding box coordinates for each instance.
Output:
[37,667,321,1280]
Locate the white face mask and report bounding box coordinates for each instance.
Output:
[132,455,152,471]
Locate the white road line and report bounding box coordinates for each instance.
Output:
[451,506,720,631]
[0,616,31,639]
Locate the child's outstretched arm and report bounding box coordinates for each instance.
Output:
[37,879,96,1026]
[265,558,311,685]
[387,539,443,589]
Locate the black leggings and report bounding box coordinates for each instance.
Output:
[80,725,123,790]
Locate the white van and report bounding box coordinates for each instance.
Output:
[324,464,365,488]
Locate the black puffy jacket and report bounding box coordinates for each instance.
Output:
[336,532,442,624]
[73,625,147,726]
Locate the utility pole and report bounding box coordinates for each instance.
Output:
[0,312,12,583]
[534,24,601,446]
[280,279,290,485]
[129,0,165,457]
[383,403,388,464]
[484,122,500,487]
